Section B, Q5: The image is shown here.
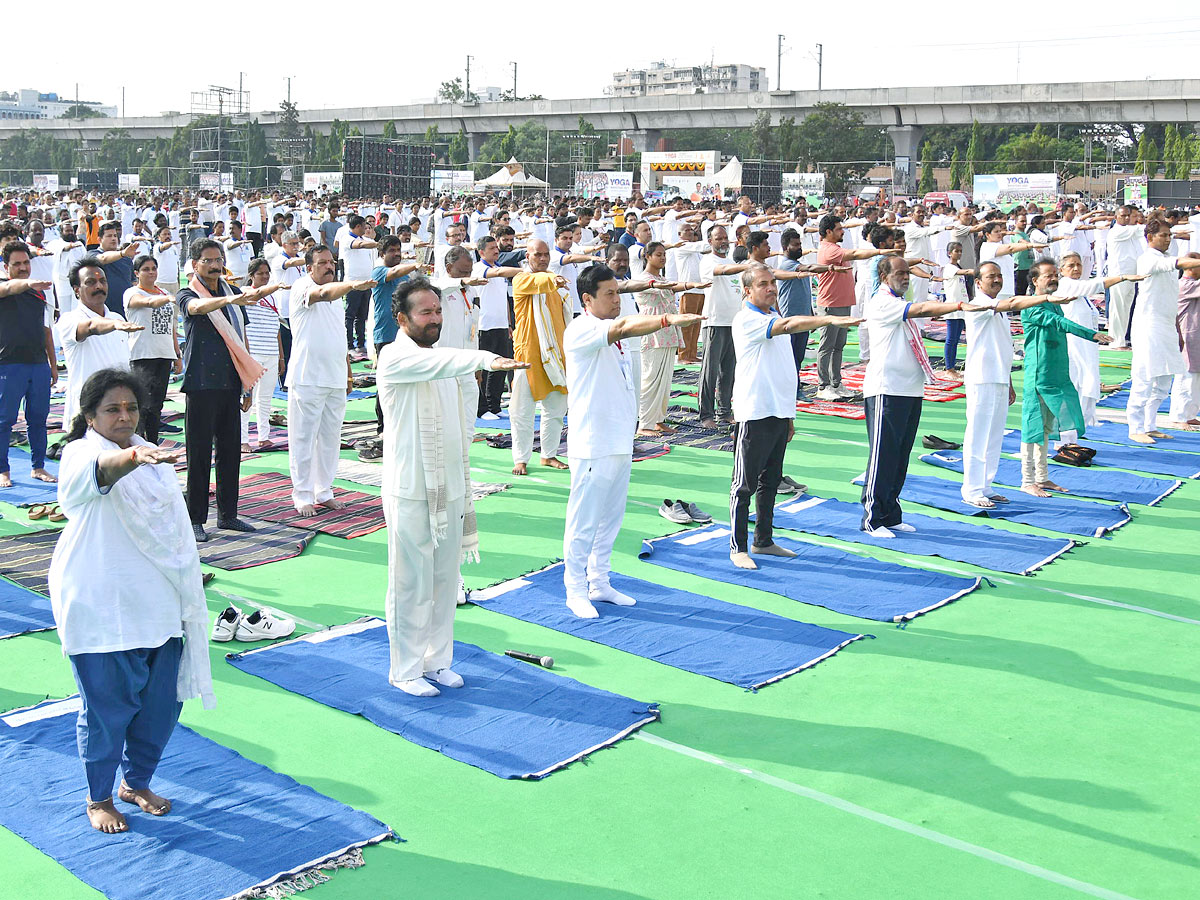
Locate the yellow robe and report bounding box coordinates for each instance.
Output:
[512,271,570,401]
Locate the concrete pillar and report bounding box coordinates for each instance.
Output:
[887,125,924,195]
[629,129,662,154]
[466,132,487,162]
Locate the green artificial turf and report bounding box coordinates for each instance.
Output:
[1,345,1196,900]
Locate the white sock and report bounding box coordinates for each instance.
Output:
[892,522,916,533]
[864,525,895,538]
[590,585,636,606]
[391,677,440,697]
[566,596,600,619]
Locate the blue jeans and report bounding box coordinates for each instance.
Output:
[0,361,52,473]
[944,319,965,371]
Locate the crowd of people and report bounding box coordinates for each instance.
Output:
[1,183,1198,833]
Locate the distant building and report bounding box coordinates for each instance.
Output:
[609,62,767,98]
[0,89,118,120]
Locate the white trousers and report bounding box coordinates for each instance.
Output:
[563,454,632,599]
[1020,440,1049,486]
[910,275,929,305]
[241,353,278,444]
[384,492,462,683]
[1080,395,1098,429]
[509,369,567,464]
[639,346,673,426]
[1169,372,1200,423]
[1107,280,1136,346]
[1126,373,1172,436]
[287,384,347,508]
[961,382,1009,501]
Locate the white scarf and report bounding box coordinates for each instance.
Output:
[86,429,216,708]
[409,341,479,563]
[532,286,570,388]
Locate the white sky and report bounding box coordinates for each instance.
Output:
[8,3,1200,119]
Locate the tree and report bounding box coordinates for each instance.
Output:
[918,141,935,194]
[994,124,1083,186]
[750,110,774,158]
[965,120,981,184]
[61,104,104,119]
[437,77,475,103]
[793,103,881,193]
[949,146,964,191]
[381,120,398,141]
[278,100,301,141]
[776,116,799,168]
[448,129,469,166]
[498,125,517,160]
[1135,132,1158,177]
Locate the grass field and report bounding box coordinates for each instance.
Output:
[1,342,1196,900]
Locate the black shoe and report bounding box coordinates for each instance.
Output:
[217,518,257,533]
[202,572,216,586]
[922,434,962,451]
[193,523,209,543]
[159,421,182,434]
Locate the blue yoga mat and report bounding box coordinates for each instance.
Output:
[0,577,54,639]
[853,472,1131,538]
[274,387,375,400]
[765,494,1075,575]
[998,429,1200,479]
[1084,420,1200,453]
[0,449,59,507]
[471,564,864,690]
[228,618,659,779]
[0,697,394,900]
[1098,388,1165,411]
[638,525,982,623]
[920,450,1181,506]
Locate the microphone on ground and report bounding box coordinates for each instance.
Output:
[505,649,554,668]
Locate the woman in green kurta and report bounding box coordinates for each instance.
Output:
[1020,261,1113,496]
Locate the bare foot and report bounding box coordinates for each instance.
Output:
[988,494,1009,503]
[257,439,275,451]
[86,799,128,833]
[298,503,317,517]
[698,418,720,429]
[241,443,253,453]
[318,497,346,510]
[119,782,171,815]
[657,423,677,434]
[512,462,528,476]
[1038,481,1069,493]
[0,472,11,489]
[636,428,662,438]
[1021,484,1051,498]
[1147,430,1173,440]
[1129,433,1156,444]
[30,468,57,483]
[540,457,569,470]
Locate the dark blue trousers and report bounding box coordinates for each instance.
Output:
[862,394,923,531]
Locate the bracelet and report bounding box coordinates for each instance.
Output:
[660,315,670,329]
[129,447,139,466]
[956,301,964,311]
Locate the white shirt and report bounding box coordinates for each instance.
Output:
[47,432,184,655]
[433,276,480,352]
[962,291,1014,386]
[666,241,706,284]
[1132,248,1186,380]
[269,252,304,319]
[224,238,252,280]
[57,306,132,427]
[286,275,347,389]
[1056,276,1105,401]
[474,261,510,331]
[731,302,795,421]
[1106,223,1143,276]
[564,311,637,459]
[863,287,926,398]
[549,246,582,314]
[903,222,941,263]
[699,253,743,327]
[377,337,495,501]
[338,230,375,280]
[979,241,1017,299]
[153,242,180,284]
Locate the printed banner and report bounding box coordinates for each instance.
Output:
[303,171,343,192]
[1123,175,1148,209]
[33,174,59,192]
[972,173,1057,212]
[574,171,633,200]
[118,173,140,190]
[661,176,722,201]
[782,172,825,205]
[431,169,475,194]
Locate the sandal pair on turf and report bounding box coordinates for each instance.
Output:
[29,504,66,522]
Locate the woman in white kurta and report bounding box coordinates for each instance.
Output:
[48,368,214,834]
[634,242,703,434]
[1057,252,1144,427]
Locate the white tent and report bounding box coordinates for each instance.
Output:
[713,157,742,193]
[474,157,549,190]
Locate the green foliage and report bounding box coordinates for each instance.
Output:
[793,102,881,193]
[449,130,469,166]
[278,100,301,141]
[437,78,475,103]
[776,116,799,168]
[61,104,105,119]
[750,110,774,159]
[966,120,981,184]
[1135,132,1158,177]
[949,146,964,191]
[381,120,398,141]
[918,141,935,194]
[994,124,1082,181]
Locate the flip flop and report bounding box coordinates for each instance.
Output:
[28,504,52,520]
[964,498,996,509]
[48,507,67,523]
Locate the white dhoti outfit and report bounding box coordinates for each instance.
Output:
[1169,372,1200,423]
[1106,279,1136,345]
[1128,250,1186,436]
[384,492,462,682]
[377,334,497,684]
[509,371,567,463]
[241,352,278,445]
[287,384,347,508]
[1059,281,1104,428]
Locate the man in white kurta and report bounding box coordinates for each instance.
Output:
[1056,252,1144,427]
[561,264,701,618]
[432,246,485,435]
[1105,207,1144,349]
[1127,222,1200,442]
[378,278,525,695]
[286,246,375,514]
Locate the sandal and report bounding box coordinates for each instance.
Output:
[964,498,996,509]
[48,506,67,523]
[28,504,52,520]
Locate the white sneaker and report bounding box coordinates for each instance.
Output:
[211,606,241,642]
[392,677,440,697]
[480,412,500,421]
[815,388,842,402]
[590,585,636,606]
[426,667,464,688]
[863,525,896,538]
[833,385,857,399]
[457,580,469,606]
[566,596,600,619]
[892,522,916,533]
[234,609,296,642]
